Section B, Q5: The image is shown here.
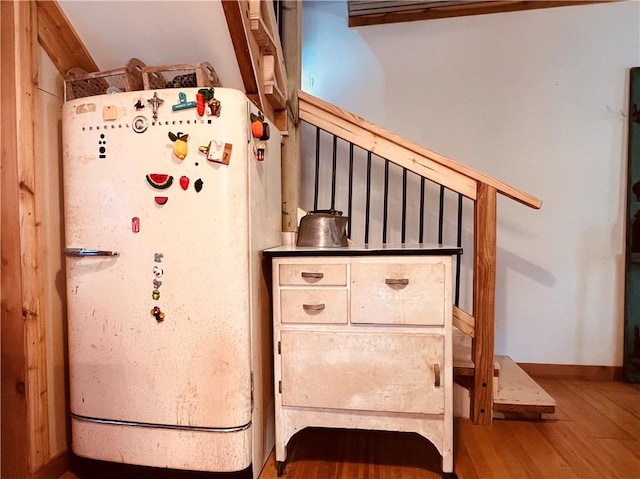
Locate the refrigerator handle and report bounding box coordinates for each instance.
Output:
[65,248,119,257]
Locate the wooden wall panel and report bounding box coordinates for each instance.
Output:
[1,1,59,477]
[15,4,51,472]
[36,45,68,459]
[1,3,31,478]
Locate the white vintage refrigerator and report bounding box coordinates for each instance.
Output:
[62,87,281,475]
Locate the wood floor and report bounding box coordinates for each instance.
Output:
[59,377,640,479]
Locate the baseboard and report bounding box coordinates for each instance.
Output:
[517,362,624,381]
[29,450,69,479]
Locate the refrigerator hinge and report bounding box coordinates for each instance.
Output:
[251,371,254,411]
[278,340,281,354]
[278,380,282,394]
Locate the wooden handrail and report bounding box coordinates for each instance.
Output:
[298,90,542,210]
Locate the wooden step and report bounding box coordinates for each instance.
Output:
[453,328,500,377]
[452,328,556,419]
[493,355,556,419]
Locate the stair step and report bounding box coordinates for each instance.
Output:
[452,329,556,419]
[493,355,556,418]
[453,328,500,377]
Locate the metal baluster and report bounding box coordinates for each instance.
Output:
[383,160,389,243]
[313,127,320,211]
[438,185,445,244]
[331,135,337,211]
[419,177,426,243]
[401,168,407,243]
[455,193,463,306]
[347,143,354,239]
[364,152,372,244]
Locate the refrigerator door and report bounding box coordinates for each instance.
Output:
[63,88,257,431]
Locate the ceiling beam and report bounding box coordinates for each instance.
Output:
[35,0,97,75]
[223,0,290,127]
[222,0,273,120]
[348,1,617,27]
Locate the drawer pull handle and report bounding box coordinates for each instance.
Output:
[301,272,324,279]
[385,278,409,287]
[302,303,325,312]
[434,363,441,388]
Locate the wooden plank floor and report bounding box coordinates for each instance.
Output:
[59,377,640,479]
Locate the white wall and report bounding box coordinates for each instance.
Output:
[302,0,640,366]
[57,1,244,91]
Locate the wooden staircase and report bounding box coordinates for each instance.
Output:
[453,329,556,418]
[296,90,552,425]
[219,0,556,425]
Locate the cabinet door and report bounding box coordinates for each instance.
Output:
[279,330,444,414]
[351,261,446,325]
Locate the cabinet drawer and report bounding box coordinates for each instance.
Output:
[280,289,347,324]
[280,330,444,414]
[351,261,445,325]
[279,264,346,286]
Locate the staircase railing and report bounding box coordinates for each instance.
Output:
[297,90,542,425]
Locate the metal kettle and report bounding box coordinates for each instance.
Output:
[296,209,349,247]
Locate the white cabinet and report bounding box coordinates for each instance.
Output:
[265,246,458,476]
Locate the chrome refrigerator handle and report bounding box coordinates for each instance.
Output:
[65,248,119,257]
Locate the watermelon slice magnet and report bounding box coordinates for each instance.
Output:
[154,196,168,205]
[146,174,174,189]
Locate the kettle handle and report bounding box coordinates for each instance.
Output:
[310,209,343,216]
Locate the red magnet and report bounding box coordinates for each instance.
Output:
[132,217,140,233]
[155,196,168,205]
[255,142,266,161]
[180,176,189,190]
[196,93,206,116]
[146,174,173,189]
[150,306,165,322]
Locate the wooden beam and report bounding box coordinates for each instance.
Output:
[263,54,286,109]
[222,1,260,97]
[222,0,274,122]
[471,182,497,425]
[249,1,277,54]
[17,1,50,473]
[224,0,289,125]
[251,0,289,119]
[280,0,302,231]
[348,1,617,27]
[1,2,31,477]
[35,0,97,75]
[2,2,52,476]
[25,7,49,471]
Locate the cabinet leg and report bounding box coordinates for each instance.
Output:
[276,460,286,477]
